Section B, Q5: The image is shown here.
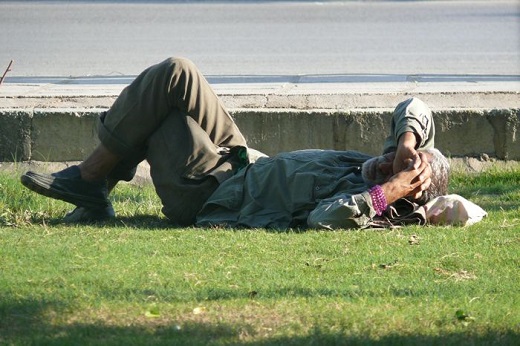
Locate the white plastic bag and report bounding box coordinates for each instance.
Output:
[424,194,487,226]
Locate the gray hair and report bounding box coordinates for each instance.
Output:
[416,148,450,204]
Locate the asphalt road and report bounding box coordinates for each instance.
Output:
[1,0,519,77]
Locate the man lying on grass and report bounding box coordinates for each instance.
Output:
[21,57,450,229]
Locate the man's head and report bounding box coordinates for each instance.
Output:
[417,148,450,203]
[362,148,450,203]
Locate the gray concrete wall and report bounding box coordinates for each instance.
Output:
[1,107,518,161]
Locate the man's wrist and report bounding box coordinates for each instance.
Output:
[379,181,401,206]
[398,132,418,149]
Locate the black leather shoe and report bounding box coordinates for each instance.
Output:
[63,204,115,223]
[21,166,109,209]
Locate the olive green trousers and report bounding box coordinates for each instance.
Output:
[97,57,247,225]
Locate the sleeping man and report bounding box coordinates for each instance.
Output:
[21,57,451,229]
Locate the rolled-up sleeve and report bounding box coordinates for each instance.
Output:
[383,97,435,153]
[307,191,377,230]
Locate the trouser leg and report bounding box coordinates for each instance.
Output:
[97,57,246,157]
[96,111,147,183]
[97,57,247,224]
[146,110,226,225]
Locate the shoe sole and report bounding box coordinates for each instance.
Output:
[21,173,109,209]
[63,206,116,223]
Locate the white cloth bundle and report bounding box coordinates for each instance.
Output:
[424,194,488,226]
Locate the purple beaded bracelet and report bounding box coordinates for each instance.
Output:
[369,185,388,216]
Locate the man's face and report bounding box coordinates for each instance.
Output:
[361,152,396,186]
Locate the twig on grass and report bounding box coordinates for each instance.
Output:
[0,60,14,86]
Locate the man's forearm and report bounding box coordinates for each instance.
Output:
[383,97,435,154]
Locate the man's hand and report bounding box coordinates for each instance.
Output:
[381,152,432,205]
[393,132,419,174]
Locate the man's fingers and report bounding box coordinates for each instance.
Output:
[409,175,431,199]
[421,177,432,191]
[408,160,428,183]
[408,167,431,196]
[412,154,422,169]
[417,167,431,183]
[388,151,433,200]
[415,154,431,179]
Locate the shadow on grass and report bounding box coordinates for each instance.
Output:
[101,279,508,305]
[35,214,174,230]
[1,298,518,345]
[36,214,306,233]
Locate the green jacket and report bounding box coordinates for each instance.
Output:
[196,97,435,229]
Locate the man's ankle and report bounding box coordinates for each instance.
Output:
[78,166,105,182]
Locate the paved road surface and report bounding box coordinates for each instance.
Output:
[1,0,519,77]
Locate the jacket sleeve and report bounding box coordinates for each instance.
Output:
[383,97,435,154]
[307,191,377,230]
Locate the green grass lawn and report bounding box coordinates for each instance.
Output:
[1,167,519,345]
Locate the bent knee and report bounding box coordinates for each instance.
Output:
[163,56,198,74]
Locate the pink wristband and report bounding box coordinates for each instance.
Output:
[369,185,388,216]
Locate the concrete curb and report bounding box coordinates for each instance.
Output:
[1,106,518,161]
[1,76,519,161]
